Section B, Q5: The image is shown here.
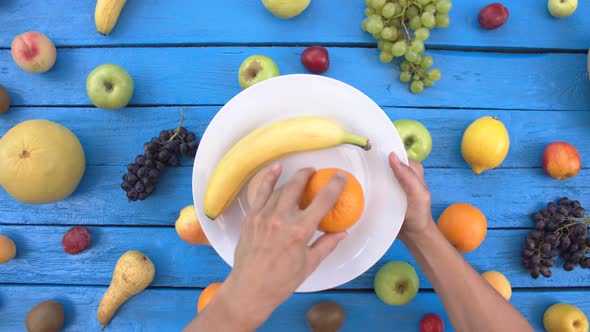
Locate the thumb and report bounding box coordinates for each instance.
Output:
[307,232,347,275]
[388,152,422,196]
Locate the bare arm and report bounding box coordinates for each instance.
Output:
[389,153,533,332]
[184,164,347,331]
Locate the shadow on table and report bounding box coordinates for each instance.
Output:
[53,296,76,329]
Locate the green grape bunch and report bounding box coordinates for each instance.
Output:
[361,0,452,94]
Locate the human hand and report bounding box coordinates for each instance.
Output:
[221,164,348,329]
[388,152,434,242]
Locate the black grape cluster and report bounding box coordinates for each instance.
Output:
[522,197,590,279]
[121,126,198,201]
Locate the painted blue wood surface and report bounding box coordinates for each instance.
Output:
[1,285,589,332]
[1,107,588,168]
[0,167,587,228]
[1,0,590,330]
[2,226,590,290]
[2,48,590,110]
[1,1,589,50]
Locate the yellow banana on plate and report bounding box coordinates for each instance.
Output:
[95,0,127,35]
[203,116,371,219]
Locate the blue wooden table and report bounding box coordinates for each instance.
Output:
[1,1,589,331]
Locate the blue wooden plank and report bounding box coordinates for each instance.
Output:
[1,107,588,168]
[0,285,588,331]
[1,226,589,289]
[0,167,587,228]
[0,1,589,50]
[2,48,589,110]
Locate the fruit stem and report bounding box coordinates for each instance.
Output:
[344,134,371,151]
[400,4,411,40]
[168,107,186,142]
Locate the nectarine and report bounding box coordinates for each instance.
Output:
[542,142,581,180]
[11,32,56,73]
[175,205,210,245]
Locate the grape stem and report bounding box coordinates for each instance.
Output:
[167,107,186,143]
[409,62,427,78]
[400,3,411,40]
[553,217,589,239]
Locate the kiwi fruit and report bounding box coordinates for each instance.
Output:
[25,300,64,332]
[0,84,9,114]
[306,301,345,332]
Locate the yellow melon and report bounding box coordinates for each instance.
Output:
[0,120,86,204]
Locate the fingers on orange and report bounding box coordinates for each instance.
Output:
[276,167,315,209]
[300,168,364,233]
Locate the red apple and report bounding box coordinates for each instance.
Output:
[542,142,582,180]
[420,313,444,332]
[301,46,329,74]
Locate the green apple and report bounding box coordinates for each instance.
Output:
[544,303,588,332]
[238,55,280,89]
[262,0,311,19]
[86,64,134,110]
[374,261,419,306]
[548,0,578,18]
[393,119,432,162]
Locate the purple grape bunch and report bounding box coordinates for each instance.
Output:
[522,197,590,279]
[121,125,198,201]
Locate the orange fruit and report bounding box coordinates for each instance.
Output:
[300,168,364,233]
[197,282,222,313]
[437,202,487,253]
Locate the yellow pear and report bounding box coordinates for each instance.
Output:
[461,116,509,174]
[544,303,588,332]
[261,0,311,19]
[0,120,85,204]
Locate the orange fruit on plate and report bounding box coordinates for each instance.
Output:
[437,202,487,253]
[300,168,364,233]
[198,282,222,313]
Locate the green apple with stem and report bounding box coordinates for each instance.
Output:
[548,0,578,18]
[238,55,280,89]
[86,64,134,110]
[374,261,419,306]
[393,119,433,162]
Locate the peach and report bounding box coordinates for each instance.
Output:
[482,271,512,301]
[0,234,16,264]
[0,84,10,114]
[11,32,57,73]
[175,205,210,245]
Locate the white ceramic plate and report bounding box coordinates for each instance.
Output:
[192,74,408,292]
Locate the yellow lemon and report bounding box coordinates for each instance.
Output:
[461,116,509,174]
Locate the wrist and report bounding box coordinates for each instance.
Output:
[216,272,274,330]
[399,217,438,245]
